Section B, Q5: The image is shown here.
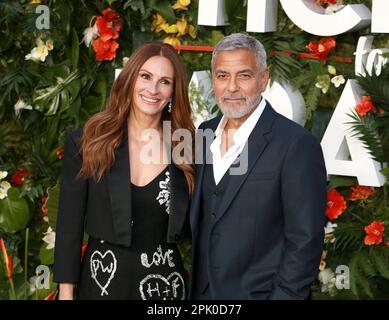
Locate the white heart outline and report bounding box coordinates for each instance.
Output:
[90,249,117,296]
[139,272,185,300]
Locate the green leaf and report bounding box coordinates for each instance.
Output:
[311,107,333,141]
[225,0,243,18]
[46,184,60,231]
[211,30,225,47]
[146,0,176,24]
[69,28,79,71]
[328,176,358,189]
[0,188,30,233]
[39,244,54,265]
[132,30,154,51]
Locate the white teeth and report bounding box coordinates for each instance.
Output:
[141,95,159,103]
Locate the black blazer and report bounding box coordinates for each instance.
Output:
[189,102,327,300]
[53,128,190,284]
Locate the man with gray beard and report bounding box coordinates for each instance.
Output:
[189,33,327,300]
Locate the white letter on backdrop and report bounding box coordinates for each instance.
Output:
[371,0,389,33]
[263,80,306,126]
[279,0,371,36]
[320,80,386,187]
[246,0,278,33]
[198,0,229,26]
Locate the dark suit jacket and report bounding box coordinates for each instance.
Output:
[53,128,190,284]
[189,102,327,300]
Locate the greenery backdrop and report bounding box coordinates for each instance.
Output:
[0,0,388,299]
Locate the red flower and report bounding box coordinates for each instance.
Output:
[326,189,347,221]
[96,8,122,41]
[44,290,58,300]
[56,148,64,160]
[102,8,122,24]
[364,221,385,246]
[40,196,48,216]
[92,38,119,61]
[355,96,376,117]
[0,239,13,279]
[11,168,30,185]
[349,185,375,201]
[306,37,336,59]
[317,0,337,5]
[92,8,122,62]
[41,205,48,215]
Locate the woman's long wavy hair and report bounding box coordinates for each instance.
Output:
[79,41,195,195]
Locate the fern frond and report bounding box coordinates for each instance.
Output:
[345,111,385,162]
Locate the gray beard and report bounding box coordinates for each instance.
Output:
[217,92,262,119]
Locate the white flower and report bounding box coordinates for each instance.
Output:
[327,65,337,76]
[0,181,11,199]
[315,82,329,94]
[45,39,54,51]
[0,171,8,180]
[42,227,56,250]
[318,268,335,284]
[25,44,49,62]
[331,75,346,88]
[318,268,337,295]
[81,23,99,47]
[325,2,345,14]
[14,99,33,117]
[28,276,37,295]
[122,57,130,66]
[325,222,338,235]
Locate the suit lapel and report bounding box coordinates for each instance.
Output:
[167,163,189,240]
[213,103,277,225]
[189,162,205,235]
[190,120,218,234]
[106,131,132,245]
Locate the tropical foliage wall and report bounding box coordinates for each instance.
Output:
[0,0,388,299]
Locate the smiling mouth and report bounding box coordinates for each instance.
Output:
[140,95,161,104]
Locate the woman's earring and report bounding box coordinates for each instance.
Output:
[167,98,173,113]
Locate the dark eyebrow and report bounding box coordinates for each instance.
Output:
[237,69,255,75]
[139,69,174,81]
[215,69,229,74]
[215,69,255,75]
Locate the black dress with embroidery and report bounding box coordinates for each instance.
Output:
[77,167,187,300]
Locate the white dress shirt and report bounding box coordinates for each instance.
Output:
[210,98,267,185]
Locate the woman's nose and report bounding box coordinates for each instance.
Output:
[146,81,159,95]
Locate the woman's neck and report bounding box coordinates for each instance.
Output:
[127,109,162,141]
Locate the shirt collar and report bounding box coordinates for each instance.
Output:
[214,97,267,145]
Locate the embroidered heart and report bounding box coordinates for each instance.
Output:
[139,272,185,300]
[90,249,117,296]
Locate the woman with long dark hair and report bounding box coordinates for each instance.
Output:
[53,41,195,300]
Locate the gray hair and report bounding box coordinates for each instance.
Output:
[212,33,267,74]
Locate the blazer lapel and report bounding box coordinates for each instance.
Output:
[167,163,190,241]
[213,103,277,225]
[106,131,132,245]
[190,121,218,234]
[189,162,205,235]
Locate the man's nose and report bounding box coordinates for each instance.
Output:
[227,77,239,92]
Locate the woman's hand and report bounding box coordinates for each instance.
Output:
[58,283,75,300]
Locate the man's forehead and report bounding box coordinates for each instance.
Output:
[213,49,258,71]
